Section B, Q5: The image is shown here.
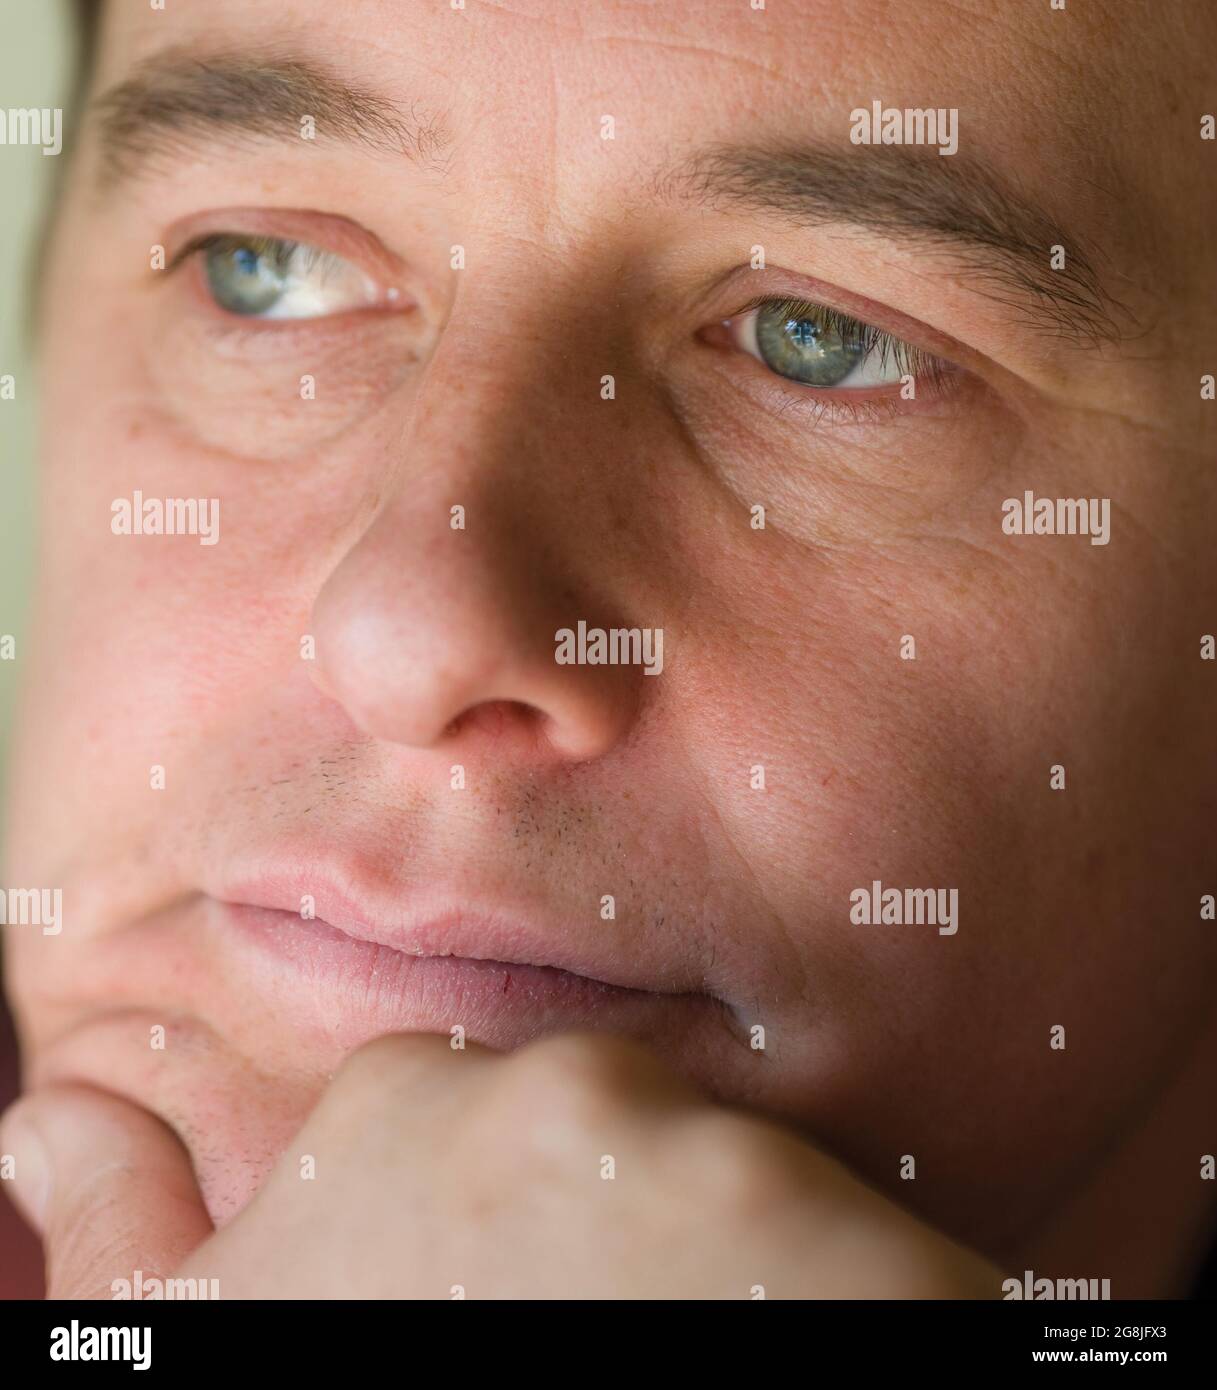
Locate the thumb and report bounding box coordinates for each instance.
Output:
[0,1084,214,1299]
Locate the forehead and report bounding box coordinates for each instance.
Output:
[85,0,1187,299]
[86,0,1199,341]
[91,0,1162,170]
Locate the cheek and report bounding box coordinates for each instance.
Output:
[677,521,1215,1240]
[13,343,398,870]
[143,308,419,462]
[669,539,1041,1068]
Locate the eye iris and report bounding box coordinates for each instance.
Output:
[755,303,865,386]
[204,239,289,316]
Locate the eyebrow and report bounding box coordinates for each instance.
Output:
[90,50,450,185]
[653,144,1131,348]
[89,55,1127,348]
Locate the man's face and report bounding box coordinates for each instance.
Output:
[5,0,1214,1256]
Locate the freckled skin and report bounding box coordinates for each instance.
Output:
[4,0,1216,1295]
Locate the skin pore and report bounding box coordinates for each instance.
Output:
[2,0,1215,1296]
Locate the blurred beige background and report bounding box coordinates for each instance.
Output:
[1,4,75,1300]
[0,3,73,830]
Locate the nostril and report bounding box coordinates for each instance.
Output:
[443,699,542,742]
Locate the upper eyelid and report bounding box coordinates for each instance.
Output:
[725,297,950,381]
[728,297,935,358]
[170,230,402,319]
[705,263,980,372]
[157,209,410,284]
[168,231,329,274]
[163,238,956,381]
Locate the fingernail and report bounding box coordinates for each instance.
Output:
[0,1102,51,1231]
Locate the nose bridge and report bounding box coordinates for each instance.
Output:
[383,255,638,581]
[306,269,645,760]
[410,265,612,513]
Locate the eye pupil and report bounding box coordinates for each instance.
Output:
[204,238,289,316]
[756,302,865,387]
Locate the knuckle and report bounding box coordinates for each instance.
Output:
[481,1035,664,1158]
[338,1031,456,1082]
[327,1033,447,1113]
[505,1032,665,1108]
[676,1112,808,1221]
[323,1031,495,1133]
[342,1031,433,1073]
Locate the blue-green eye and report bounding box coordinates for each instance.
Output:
[727,298,946,389]
[756,303,866,386]
[196,234,381,320]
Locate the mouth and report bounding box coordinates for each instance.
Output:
[209,868,728,1052]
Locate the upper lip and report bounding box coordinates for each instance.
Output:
[213,865,710,998]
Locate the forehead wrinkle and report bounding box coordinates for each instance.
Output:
[590,30,784,81]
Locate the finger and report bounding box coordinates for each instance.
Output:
[310,1030,497,1133]
[335,1029,498,1096]
[0,1083,214,1299]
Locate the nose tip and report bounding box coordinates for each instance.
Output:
[307,530,641,763]
[302,307,652,767]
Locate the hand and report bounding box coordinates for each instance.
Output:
[0,1032,1001,1299]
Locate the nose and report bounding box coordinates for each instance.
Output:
[308,352,643,763]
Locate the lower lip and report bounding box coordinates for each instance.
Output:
[219,901,658,1049]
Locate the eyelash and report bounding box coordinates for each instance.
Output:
[168,231,960,429]
[171,233,339,277]
[719,294,959,424]
[748,295,949,384]
[166,229,399,327]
